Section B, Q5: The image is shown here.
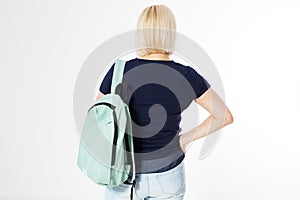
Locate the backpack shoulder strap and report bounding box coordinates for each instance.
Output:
[111,59,126,94]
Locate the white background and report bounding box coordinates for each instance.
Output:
[1,0,299,199]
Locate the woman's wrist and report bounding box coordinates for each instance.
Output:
[180,129,197,153]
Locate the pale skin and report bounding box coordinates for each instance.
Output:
[94,53,234,154]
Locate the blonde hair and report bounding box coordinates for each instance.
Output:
[135,5,177,57]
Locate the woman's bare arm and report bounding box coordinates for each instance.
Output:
[94,92,105,103]
[179,88,234,153]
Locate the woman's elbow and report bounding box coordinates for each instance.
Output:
[224,109,234,125]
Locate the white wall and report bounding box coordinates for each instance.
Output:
[0,0,299,199]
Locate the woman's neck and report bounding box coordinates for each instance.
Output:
[138,53,171,61]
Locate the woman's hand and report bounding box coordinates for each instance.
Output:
[178,134,187,154]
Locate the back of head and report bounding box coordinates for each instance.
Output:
[135,5,177,57]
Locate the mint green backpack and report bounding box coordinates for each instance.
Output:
[77,59,136,199]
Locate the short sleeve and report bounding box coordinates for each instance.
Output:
[99,63,115,94]
[186,67,211,99]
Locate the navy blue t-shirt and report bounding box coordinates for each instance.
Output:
[99,58,210,174]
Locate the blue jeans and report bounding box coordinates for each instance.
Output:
[104,160,186,199]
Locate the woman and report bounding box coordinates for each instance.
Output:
[95,4,233,200]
